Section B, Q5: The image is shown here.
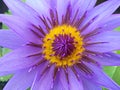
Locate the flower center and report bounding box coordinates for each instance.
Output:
[42,25,84,67]
[52,34,75,59]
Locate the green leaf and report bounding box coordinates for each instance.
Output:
[2,48,10,55]
[0,48,11,82]
[2,24,8,29]
[102,88,107,90]
[112,67,120,85]
[102,66,117,90]
[116,50,120,54]
[22,0,26,2]
[0,75,12,82]
[5,10,11,15]
[0,47,2,57]
[104,66,117,78]
[116,27,120,31]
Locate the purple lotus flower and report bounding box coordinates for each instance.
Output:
[0,0,120,90]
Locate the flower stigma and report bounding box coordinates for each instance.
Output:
[43,25,84,67]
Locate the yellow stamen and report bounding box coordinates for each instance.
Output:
[42,25,84,67]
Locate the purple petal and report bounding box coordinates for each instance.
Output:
[74,65,94,79]
[87,31,120,44]
[0,30,26,49]
[26,0,50,17]
[31,63,48,90]
[0,46,42,71]
[84,62,120,90]
[74,64,94,80]
[51,69,64,90]
[0,15,42,44]
[59,69,69,90]
[4,69,36,90]
[88,53,120,66]
[99,14,120,31]
[25,0,52,33]
[32,65,54,90]
[0,71,13,77]
[86,43,120,53]
[72,0,96,21]
[45,0,58,11]
[56,0,96,24]
[56,0,70,23]
[3,0,40,25]
[81,0,120,35]
[68,68,84,90]
[82,77,101,90]
[85,31,120,52]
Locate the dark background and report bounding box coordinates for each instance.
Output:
[0,0,8,29]
[0,0,8,89]
[0,0,120,89]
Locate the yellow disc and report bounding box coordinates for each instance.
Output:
[42,25,84,67]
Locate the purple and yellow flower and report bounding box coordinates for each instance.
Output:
[0,0,120,90]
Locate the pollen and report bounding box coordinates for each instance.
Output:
[42,25,84,67]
